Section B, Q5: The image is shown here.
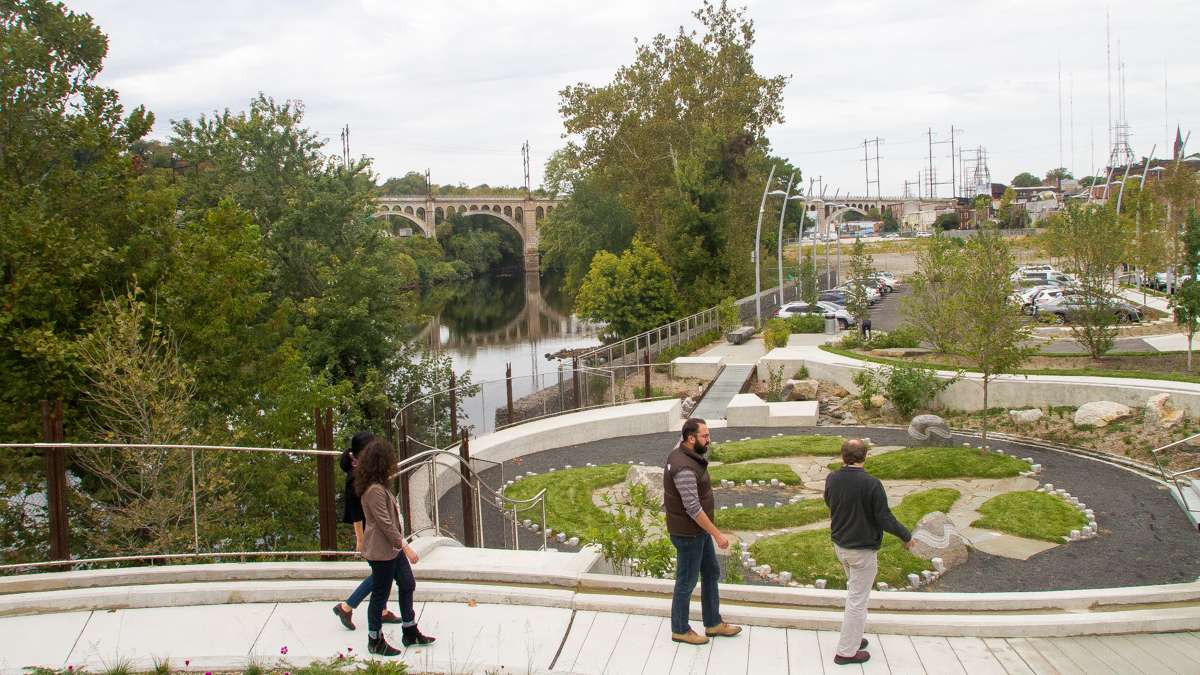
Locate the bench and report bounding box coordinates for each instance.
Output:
[726,326,755,345]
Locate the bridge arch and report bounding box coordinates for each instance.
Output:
[378,210,431,236]
[828,206,870,223]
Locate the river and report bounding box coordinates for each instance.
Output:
[417,271,603,435]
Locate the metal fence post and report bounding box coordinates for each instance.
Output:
[505,363,514,425]
[572,356,581,409]
[449,371,458,444]
[398,416,413,533]
[41,400,69,563]
[315,407,336,558]
[643,350,651,398]
[459,430,476,547]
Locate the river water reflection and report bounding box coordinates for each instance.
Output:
[417,272,602,435]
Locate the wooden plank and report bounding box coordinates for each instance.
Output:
[404,602,569,672]
[1070,636,1151,675]
[785,628,825,675]
[908,636,966,675]
[603,615,665,675]
[944,637,1006,675]
[1144,632,1200,664]
[569,612,628,675]
[705,628,751,675]
[1024,638,1087,675]
[640,618,680,675]
[1109,634,1193,674]
[876,633,928,675]
[1003,638,1064,675]
[980,638,1035,675]
[860,633,893,675]
[744,626,789,675]
[667,636,712,675]
[817,630,863,674]
[553,610,597,672]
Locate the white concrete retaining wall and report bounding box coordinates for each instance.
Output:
[669,355,724,379]
[758,346,1200,416]
[725,394,818,427]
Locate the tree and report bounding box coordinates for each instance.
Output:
[1045,167,1073,187]
[844,238,874,328]
[799,256,819,306]
[933,212,960,230]
[901,232,961,353]
[949,228,1036,450]
[1079,176,1102,188]
[574,239,681,337]
[539,175,637,293]
[972,195,992,227]
[1172,210,1200,370]
[1011,172,1042,188]
[1042,203,1130,357]
[996,188,1031,229]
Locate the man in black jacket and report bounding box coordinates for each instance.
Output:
[823,438,914,666]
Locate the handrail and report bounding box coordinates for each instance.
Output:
[1148,431,1200,516]
[0,441,338,457]
[575,306,720,364]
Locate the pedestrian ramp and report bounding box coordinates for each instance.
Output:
[692,364,755,420]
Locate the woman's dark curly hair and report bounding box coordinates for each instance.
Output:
[354,437,397,497]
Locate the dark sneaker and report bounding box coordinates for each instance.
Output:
[332,604,355,631]
[381,610,403,624]
[834,650,871,665]
[368,635,402,657]
[402,625,436,647]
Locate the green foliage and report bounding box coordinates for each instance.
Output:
[868,327,922,349]
[852,369,880,408]
[997,188,1031,229]
[749,488,960,588]
[933,212,961,230]
[1172,211,1200,370]
[876,363,955,418]
[718,297,741,332]
[1043,203,1129,357]
[972,491,1088,542]
[436,212,522,276]
[539,175,637,293]
[717,498,828,530]
[502,465,628,542]
[799,256,819,305]
[764,364,787,402]
[829,447,1030,479]
[655,329,721,365]
[710,463,801,485]
[1011,172,1042,188]
[762,318,790,349]
[844,238,874,325]
[793,364,810,379]
[574,239,681,338]
[725,542,745,583]
[786,314,825,334]
[708,435,842,463]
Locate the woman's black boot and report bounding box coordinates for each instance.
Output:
[368,633,402,656]
[401,624,436,647]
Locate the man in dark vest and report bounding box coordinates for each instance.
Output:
[663,417,742,645]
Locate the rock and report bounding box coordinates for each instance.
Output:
[871,347,933,358]
[907,512,969,569]
[783,378,821,401]
[830,385,849,398]
[908,414,952,445]
[880,401,898,418]
[625,465,665,505]
[841,415,859,426]
[1146,393,1185,430]
[869,394,887,409]
[1073,401,1132,428]
[848,399,865,413]
[1008,408,1044,426]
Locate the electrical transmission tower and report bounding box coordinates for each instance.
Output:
[862,137,883,199]
[521,140,531,195]
[958,146,992,199]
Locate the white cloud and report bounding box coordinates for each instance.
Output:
[70,0,1200,192]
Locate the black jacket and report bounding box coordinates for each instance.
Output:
[340,449,365,524]
[823,466,911,550]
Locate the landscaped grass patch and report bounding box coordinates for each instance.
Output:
[710,435,842,463]
[717,498,829,530]
[503,464,628,539]
[710,463,801,485]
[748,488,961,589]
[972,491,1088,542]
[828,446,1030,479]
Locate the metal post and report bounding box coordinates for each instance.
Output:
[398,417,412,532]
[505,363,514,425]
[777,172,796,310]
[754,164,778,327]
[643,349,651,398]
[41,400,69,562]
[314,407,336,558]
[459,430,476,547]
[558,363,565,413]
[572,356,581,409]
[448,371,458,444]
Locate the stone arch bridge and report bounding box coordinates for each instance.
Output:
[375,195,563,270]
[800,195,959,233]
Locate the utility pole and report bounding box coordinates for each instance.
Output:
[863,138,882,200]
[949,126,959,199]
[873,137,882,200]
[521,140,531,196]
[927,128,936,198]
[863,139,871,199]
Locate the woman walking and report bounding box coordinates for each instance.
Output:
[354,437,435,656]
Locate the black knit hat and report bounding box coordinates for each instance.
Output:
[347,430,374,455]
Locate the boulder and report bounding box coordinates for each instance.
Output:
[870,347,933,358]
[908,512,969,568]
[1145,393,1185,430]
[830,385,850,398]
[841,414,859,426]
[869,394,887,409]
[1073,401,1132,428]
[1008,408,1044,426]
[908,414,952,445]
[625,465,665,505]
[783,378,821,401]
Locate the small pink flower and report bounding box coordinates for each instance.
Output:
[184,660,190,667]
[337,652,345,660]
[280,646,289,655]
[346,647,353,652]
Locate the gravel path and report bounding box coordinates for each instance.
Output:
[434,425,1200,592]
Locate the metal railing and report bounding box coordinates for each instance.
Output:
[576,307,721,369]
[1148,432,1200,523]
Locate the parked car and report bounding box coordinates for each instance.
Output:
[774,301,856,329]
[1035,297,1142,324]
[914,231,933,238]
[835,283,881,304]
[819,289,848,304]
[1025,287,1078,315]
[870,271,898,291]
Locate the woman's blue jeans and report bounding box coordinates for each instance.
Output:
[670,533,722,634]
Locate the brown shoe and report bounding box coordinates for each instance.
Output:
[705,622,743,638]
[671,629,710,645]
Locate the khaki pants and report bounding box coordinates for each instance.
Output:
[833,544,878,658]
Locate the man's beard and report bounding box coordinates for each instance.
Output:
[694,441,709,455]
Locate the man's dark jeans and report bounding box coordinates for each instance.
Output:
[366,552,416,634]
[670,533,722,634]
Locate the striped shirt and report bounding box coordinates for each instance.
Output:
[673,469,703,519]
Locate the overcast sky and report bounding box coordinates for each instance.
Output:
[72,0,1199,197]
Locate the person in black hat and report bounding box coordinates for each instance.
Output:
[331,431,403,629]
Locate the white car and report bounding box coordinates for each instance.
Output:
[836,283,881,304]
[872,271,898,289]
[775,301,856,329]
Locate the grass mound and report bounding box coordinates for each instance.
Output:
[502,464,628,539]
[717,499,829,531]
[710,435,843,463]
[748,487,960,589]
[972,491,1088,542]
[710,463,801,485]
[828,446,1030,479]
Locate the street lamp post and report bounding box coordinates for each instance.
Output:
[754,165,778,327]
[775,172,797,307]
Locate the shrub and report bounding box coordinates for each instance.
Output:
[852,368,880,408]
[838,331,865,349]
[794,363,811,380]
[765,365,786,402]
[763,318,790,349]
[879,363,955,417]
[718,296,740,332]
[869,327,922,349]
[786,314,825,334]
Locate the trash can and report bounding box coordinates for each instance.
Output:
[823,313,837,334]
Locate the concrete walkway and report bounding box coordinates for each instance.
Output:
[693,364,755,420]
[7,600,1200,674]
